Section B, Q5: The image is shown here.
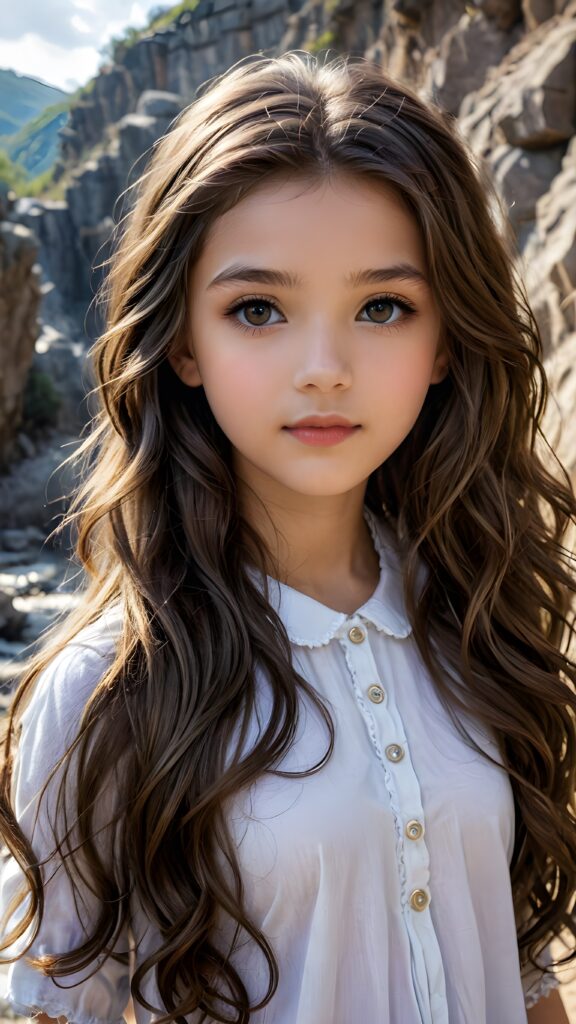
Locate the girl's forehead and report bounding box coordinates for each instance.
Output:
[221,170,407,219]
[192,173,425,285]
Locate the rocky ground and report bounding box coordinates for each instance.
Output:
[0,528,80,694]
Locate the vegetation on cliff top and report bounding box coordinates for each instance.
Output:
[100,0,201,64]
[0,0,201,197]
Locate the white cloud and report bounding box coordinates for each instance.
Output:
[0,2,153,91]
[102,6,149,45]
[130,2,147,23]
[70,14,92,34]
[0,32,101,91]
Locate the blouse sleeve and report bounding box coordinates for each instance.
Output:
[0,622,132,1024]
[520,937,561,1009]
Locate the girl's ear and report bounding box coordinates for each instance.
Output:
[167,331,203,387]
[430,340,450,384]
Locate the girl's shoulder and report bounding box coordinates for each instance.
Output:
[18,603,125,744]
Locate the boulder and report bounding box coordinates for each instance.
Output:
[496,18,576,147]
[488,142,566,228]
[0,434,78,537]
[136,90,184,118]
[0,591,26,642]
[460,15,576,151]
[118,113,166,179]
[428,11,521,116]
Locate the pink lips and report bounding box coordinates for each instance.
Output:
[283,416,360,447]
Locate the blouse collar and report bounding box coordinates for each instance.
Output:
[247,505,414,648]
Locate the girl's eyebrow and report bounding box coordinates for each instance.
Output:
[207,262,429,290]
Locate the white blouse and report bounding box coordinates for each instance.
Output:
[0,505,560,1023]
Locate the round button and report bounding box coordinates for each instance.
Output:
[405,819,424,841]
[385,743,405,762]
[409,888,430,912]
[367,684,385,704]
[348,626,366,643]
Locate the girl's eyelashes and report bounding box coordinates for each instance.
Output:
[222,293,418,336]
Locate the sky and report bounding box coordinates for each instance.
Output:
[0,0,154,93]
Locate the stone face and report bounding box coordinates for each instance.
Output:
[455,8,576,151]
[496,19,576,146]
[488,141,566,228]
[543,330,576,481]
[33,323,88,433]
[12,198,87,304]
[0,223,41,468]
[428,12,521,116]
[454,0,576,371]
[136,90,183,118]
[521,0,570,29]
[0,433,79,532]
[66,154,123,231]
[478,0,522,30]
[522,135,576,351]
[117,113,167,177]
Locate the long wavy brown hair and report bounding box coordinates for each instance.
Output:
[0,50,575,1023]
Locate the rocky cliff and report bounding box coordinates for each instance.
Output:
[0,191,40,469]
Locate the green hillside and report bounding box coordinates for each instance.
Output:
[3,100,71,177]
[0,68,68,136]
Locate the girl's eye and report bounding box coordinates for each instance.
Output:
[360,296,417,329]
[225,297,283,332]
[223,294,418,335]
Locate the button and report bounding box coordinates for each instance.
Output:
[409,888,430,911]
[405,819,424,841]
[348,626,365,643]
[385,743,404,762]
[367,684,385,704]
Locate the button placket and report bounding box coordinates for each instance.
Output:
[339,615,440,1014]
[339,620,429,874]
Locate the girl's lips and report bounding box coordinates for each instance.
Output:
[283,425,360,446]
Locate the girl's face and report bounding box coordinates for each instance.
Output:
[170,172,449,507]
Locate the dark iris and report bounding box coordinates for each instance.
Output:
[367,299,394,323]
[244,302,270,325]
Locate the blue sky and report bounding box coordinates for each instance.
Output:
[0,0,153,92]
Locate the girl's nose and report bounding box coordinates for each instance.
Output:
[292,327,353,391]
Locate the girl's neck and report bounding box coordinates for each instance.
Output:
[241,492,381,613]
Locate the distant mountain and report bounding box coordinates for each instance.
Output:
[0,68,68,136]
[3,101,71,178]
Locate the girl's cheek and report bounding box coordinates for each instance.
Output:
[367,352,433,402]
[202,353,273,411]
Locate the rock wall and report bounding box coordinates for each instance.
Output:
[0,211,40,469]
[57,0,297,169]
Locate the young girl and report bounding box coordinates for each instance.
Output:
[0,49,574,1024]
